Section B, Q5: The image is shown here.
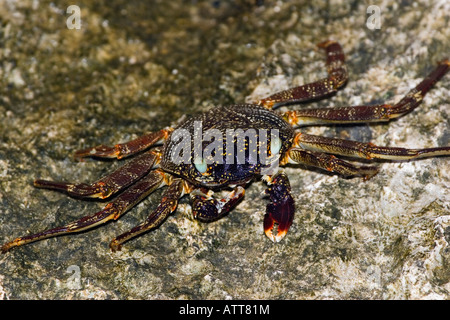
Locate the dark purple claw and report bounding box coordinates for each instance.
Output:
[264,172,295,242]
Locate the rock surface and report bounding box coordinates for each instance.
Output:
[0,0,449,299]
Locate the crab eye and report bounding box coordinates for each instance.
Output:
[270,136,282,155]
[193,157,208,174]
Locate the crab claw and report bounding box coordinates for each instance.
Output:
[264,172,295,242]
[191,186,245,222]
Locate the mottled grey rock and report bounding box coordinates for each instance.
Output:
[0,0,449,300]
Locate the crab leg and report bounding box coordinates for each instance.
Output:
[283,59,450,127]
[287,148,380,180]
[258,40,348,109]
[1,169,167,253]
[190,186,245,222]
[109,178,186,251]
[74,128,172,160]
[294,132,450,161]
[34,148,162,199]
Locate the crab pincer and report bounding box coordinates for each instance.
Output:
[264,172,295,243]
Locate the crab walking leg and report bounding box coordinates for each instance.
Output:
[109,178,186,251]
[287,148,380,180]
[258,40,348,109]
[1,169,167,254]
[190,186,245,222]
[295,132,450,160]
[34,148,162,199]
[74,128,172,160]
[283,59,450,127]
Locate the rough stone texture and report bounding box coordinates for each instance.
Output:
[0,0,449,300]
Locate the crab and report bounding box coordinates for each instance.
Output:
[2,40,449,254]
